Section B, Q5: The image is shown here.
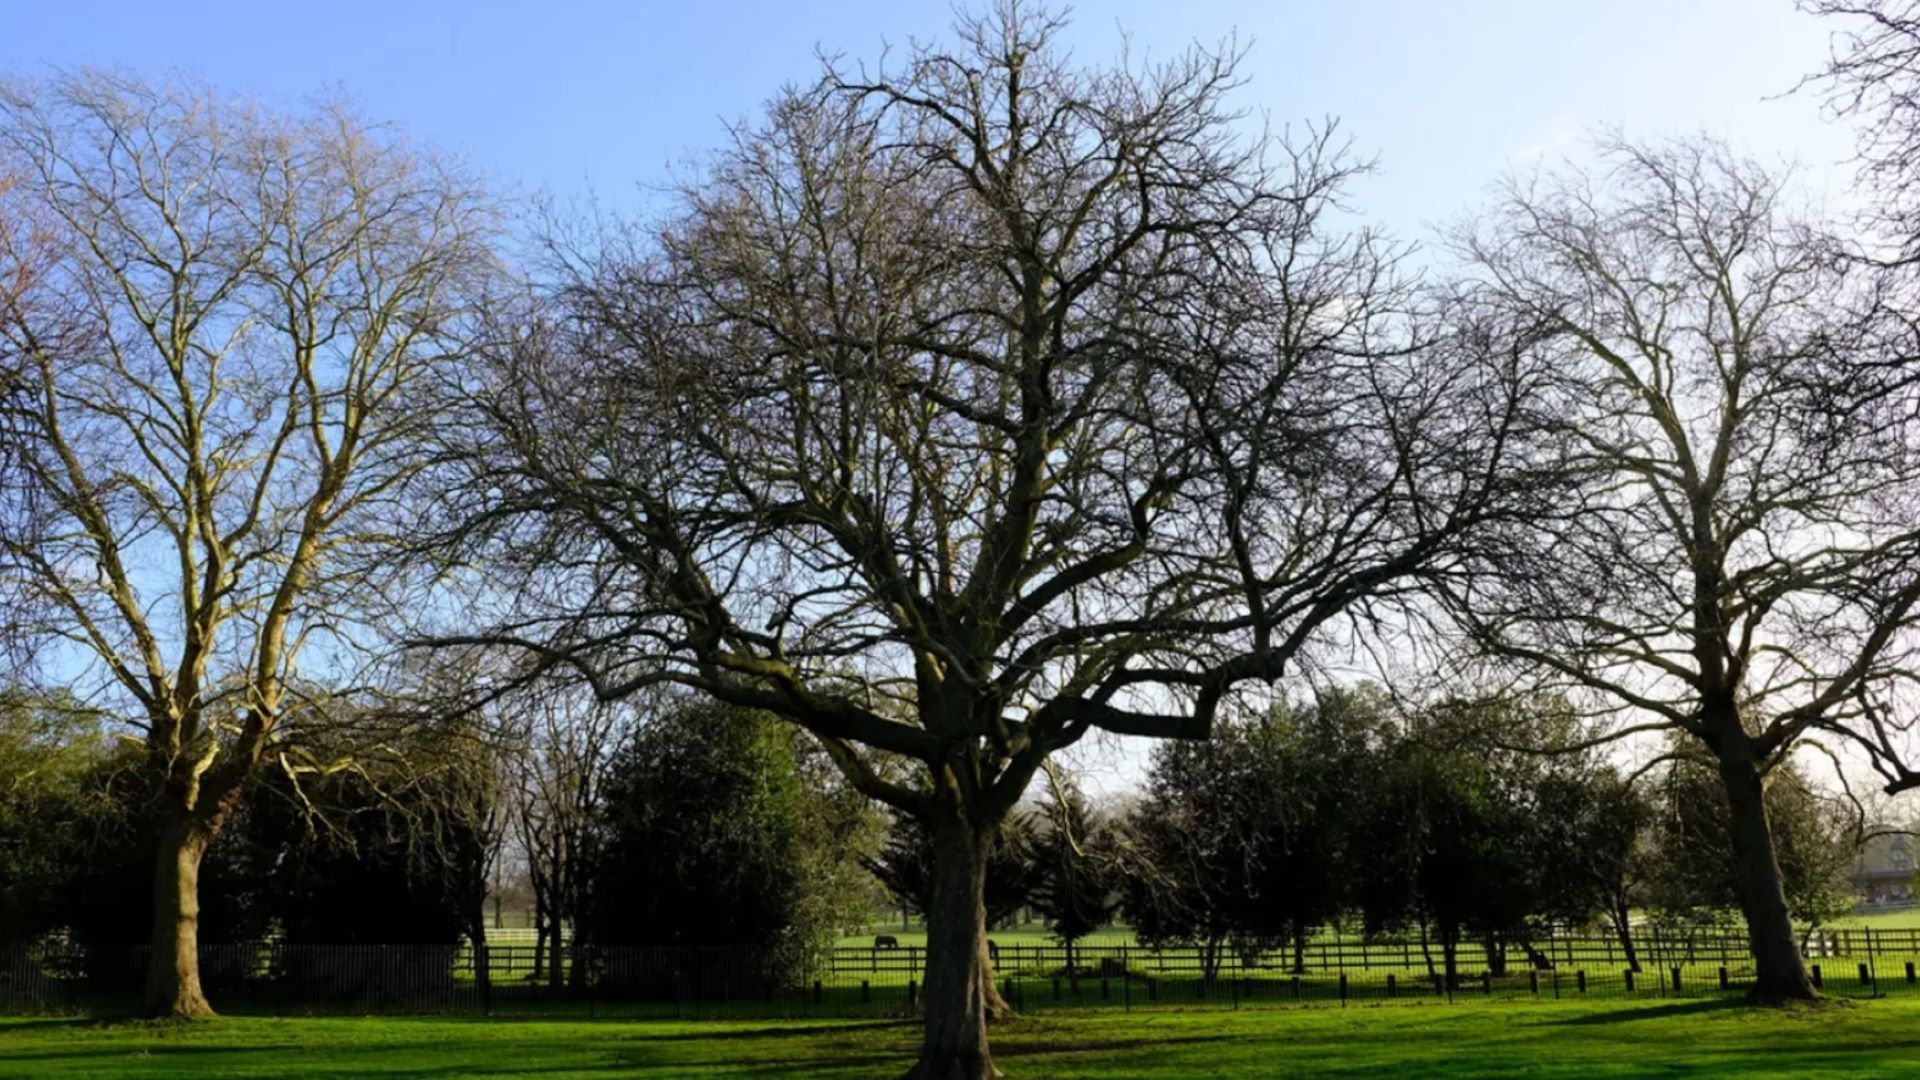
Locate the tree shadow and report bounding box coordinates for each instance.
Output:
[1550,998,1749,1025]
[633,1019,913,1042]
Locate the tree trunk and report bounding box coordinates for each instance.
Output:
[142,821,214,1019]
[1612,897,1641,973]
[1483,932,1506,977]
[979,942,1010,1017]
[1715,750,1817,1001]
[532,900,547,981]
[469,916,492,1008]
[908,813,1002,1080]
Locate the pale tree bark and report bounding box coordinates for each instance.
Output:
[144,821,213,1019]
[0,73,494,1018]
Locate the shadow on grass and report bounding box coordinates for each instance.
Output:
[632,1018,914,1041]
[0,1016,108,1031]
[995,1032,1235,1057]
[0,1045,295,1065]
[1549,998,1750,1025]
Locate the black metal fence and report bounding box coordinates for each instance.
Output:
[7,928,1920,1018]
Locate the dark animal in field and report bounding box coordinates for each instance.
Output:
[987,940,1000,962]
[1098,957,1127,977]
[873,935,900,949]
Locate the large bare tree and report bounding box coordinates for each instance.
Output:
[418,8,1538,1076]
[1443,137,1920,1000]
[0,73,494,1017]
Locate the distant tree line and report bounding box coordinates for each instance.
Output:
[0,687,891,992]
[0,690,491,964]
[856,686,1862,988]
[3,674,1863,983]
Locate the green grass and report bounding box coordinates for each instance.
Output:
[5,997,1920,1078]
[1833,908,1920,930]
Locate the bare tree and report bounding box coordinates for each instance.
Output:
[501,682,625,989]
[0,73,495,1018]
[417,8,1536,1075]
[1443,136,1920,1000]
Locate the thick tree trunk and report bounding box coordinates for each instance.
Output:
[142,821,213,1019]
[908,814,1002,1080]
[1715,751,1817,1001]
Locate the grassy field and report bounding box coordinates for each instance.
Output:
[1834,908,1920,930]
[4,997,1919,1078]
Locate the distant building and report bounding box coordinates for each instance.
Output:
[1855,831,1917,907]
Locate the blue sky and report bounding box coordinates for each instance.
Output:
[1,0,1864,239]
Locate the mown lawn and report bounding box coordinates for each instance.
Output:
[4,997,1919,1078]
[1835,908,1920,930]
